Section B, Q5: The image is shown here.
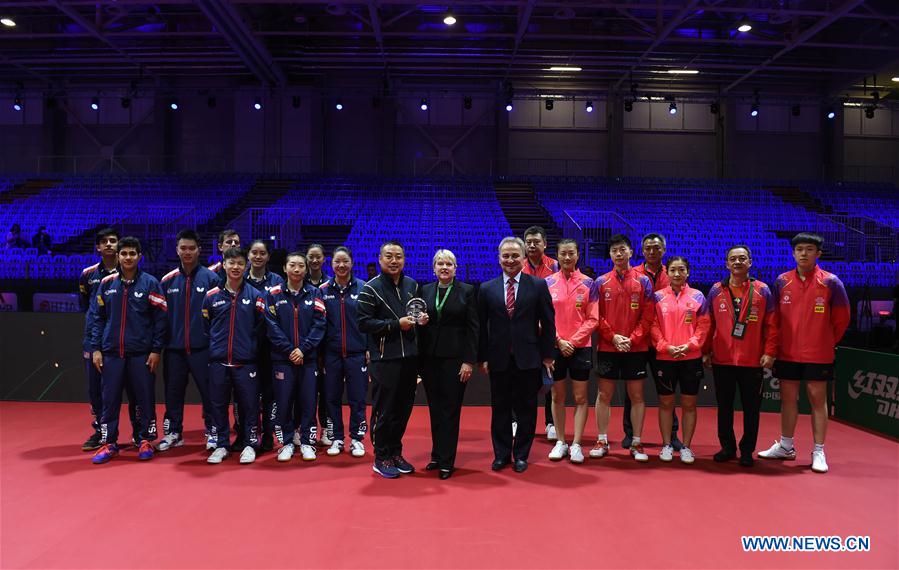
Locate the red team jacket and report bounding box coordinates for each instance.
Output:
[596,267,655,353]
[705,279,778,367]
[650,285,710,361]
[546,269,599,348]
[522,255,559,279]
[773,266,850,364]
[634,262,670,292]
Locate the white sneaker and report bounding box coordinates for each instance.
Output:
[569,443,585,464]
[320,433,333,447]
[327,440,344,456]
[659,444,674,462]
[300,444,317,461]
[277,443,295,462]
[630,444,649,462]
[589,440,610,458]
[680,447,695,464]
[512,421,518,438]
[207,447,228,464]
[349,439,365,458]
[293,432,302,447]
[811,449,828,473]
[239,445,256,464]
[548,441,569,461]
[758,440,797,460]
[156,433,183,452]
[546,423,557,440]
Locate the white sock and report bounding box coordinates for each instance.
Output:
[813,443,824,453]
[632,436,642,445]
[598,434,608,443]
[780,435,794,451]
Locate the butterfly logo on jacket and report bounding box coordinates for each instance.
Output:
[196,287,205,293]
[133,292,144,298]
[242,298,251,305]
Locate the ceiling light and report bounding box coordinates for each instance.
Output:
[750,104,759,117]
[443,14,456,26]
[505,100,513,112]
[13,96,21,111]
[737,19,752,33]
[668,102,677,115]
[667,69,699,75]
[548,66,581,72]
[0,18,15,27]
[253,96,262,110]
[891,77,899,82]
[826,109,836,120]
[585,101,594,113]
[335,99,343,110]
[91,97,99,111]
[420,97,429,111]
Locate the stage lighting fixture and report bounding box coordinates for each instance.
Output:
[668,102,677,115]
[624,100,633,113]
[585,101,594,113]
[444,14,456,26]
[335,99,344,110]
[864,105,875,119]
[420,98,429,111]
[121,96,131,109]
[91,97,99,111]
[463,95,472,110]
[826,109,836,120]
[710,101,719,114]
[253,97,262,110]
[292,96,301,108]
[13,96,21,111]
[169,99,179,111]
[736,19,752,33]
[545,99,553,111]
[750,104,759,117]
[791,104,801,117]
[505,100,513,112]
[1,18,15,27]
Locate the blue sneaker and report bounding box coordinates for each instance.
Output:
[92,444,119,464]
[138,441,154,461]
[372,458,400,479]
[393,455,415,474]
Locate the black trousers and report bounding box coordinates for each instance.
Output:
[489,357,541,462]
[713,364,763,456]
[543,391,553,426]
[369,357,418,461]
[623,354,679,437]
[422,356,467,470]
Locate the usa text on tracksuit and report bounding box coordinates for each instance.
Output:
[321,277,369,443]
[265,282,326,446]
[160,264,220,437]
[89,270,167,445]
[202,283,266,449]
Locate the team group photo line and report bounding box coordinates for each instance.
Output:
[80,223,848,479]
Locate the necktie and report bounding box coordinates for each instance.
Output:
[506,277,515,317]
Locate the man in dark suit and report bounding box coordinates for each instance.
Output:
[478,237,556,473]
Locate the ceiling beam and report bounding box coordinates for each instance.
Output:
[723,0,867,93]
[503,0,537,81]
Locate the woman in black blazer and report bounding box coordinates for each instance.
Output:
[419,249,479,479]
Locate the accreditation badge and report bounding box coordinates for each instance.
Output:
[684,311,694,324]
[732,322,746,339]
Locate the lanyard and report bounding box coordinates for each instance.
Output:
[435,283,453,317]
[725,278,754,326]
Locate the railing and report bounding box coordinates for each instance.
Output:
[229,207,306,252]
[562,209,635,269]
[822,214,899,263]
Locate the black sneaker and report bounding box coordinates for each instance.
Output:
[393,455,415,474]
[739,455,755,468]
[713,449,737,462]
[82,432,102,451]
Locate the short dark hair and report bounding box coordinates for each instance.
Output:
[557,238,578,251]
[641,233,667,247]
[726,244,752,259]
[608,234,632,250]
[523,226,547,241]
[247,239,270,253]
[791,232,824,250]
[176,228,200,246]
[379,240,404,255]
[95,226,119,245]
[285,251,306,264]
[218,229,239,245]
[306,243,325,255]
[666,255,690,272]
[222,247,247,262]
[366,261,377,268]
[117,236,141,254]
[333,246,353,260]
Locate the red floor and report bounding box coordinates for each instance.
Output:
[1,402,896,569]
